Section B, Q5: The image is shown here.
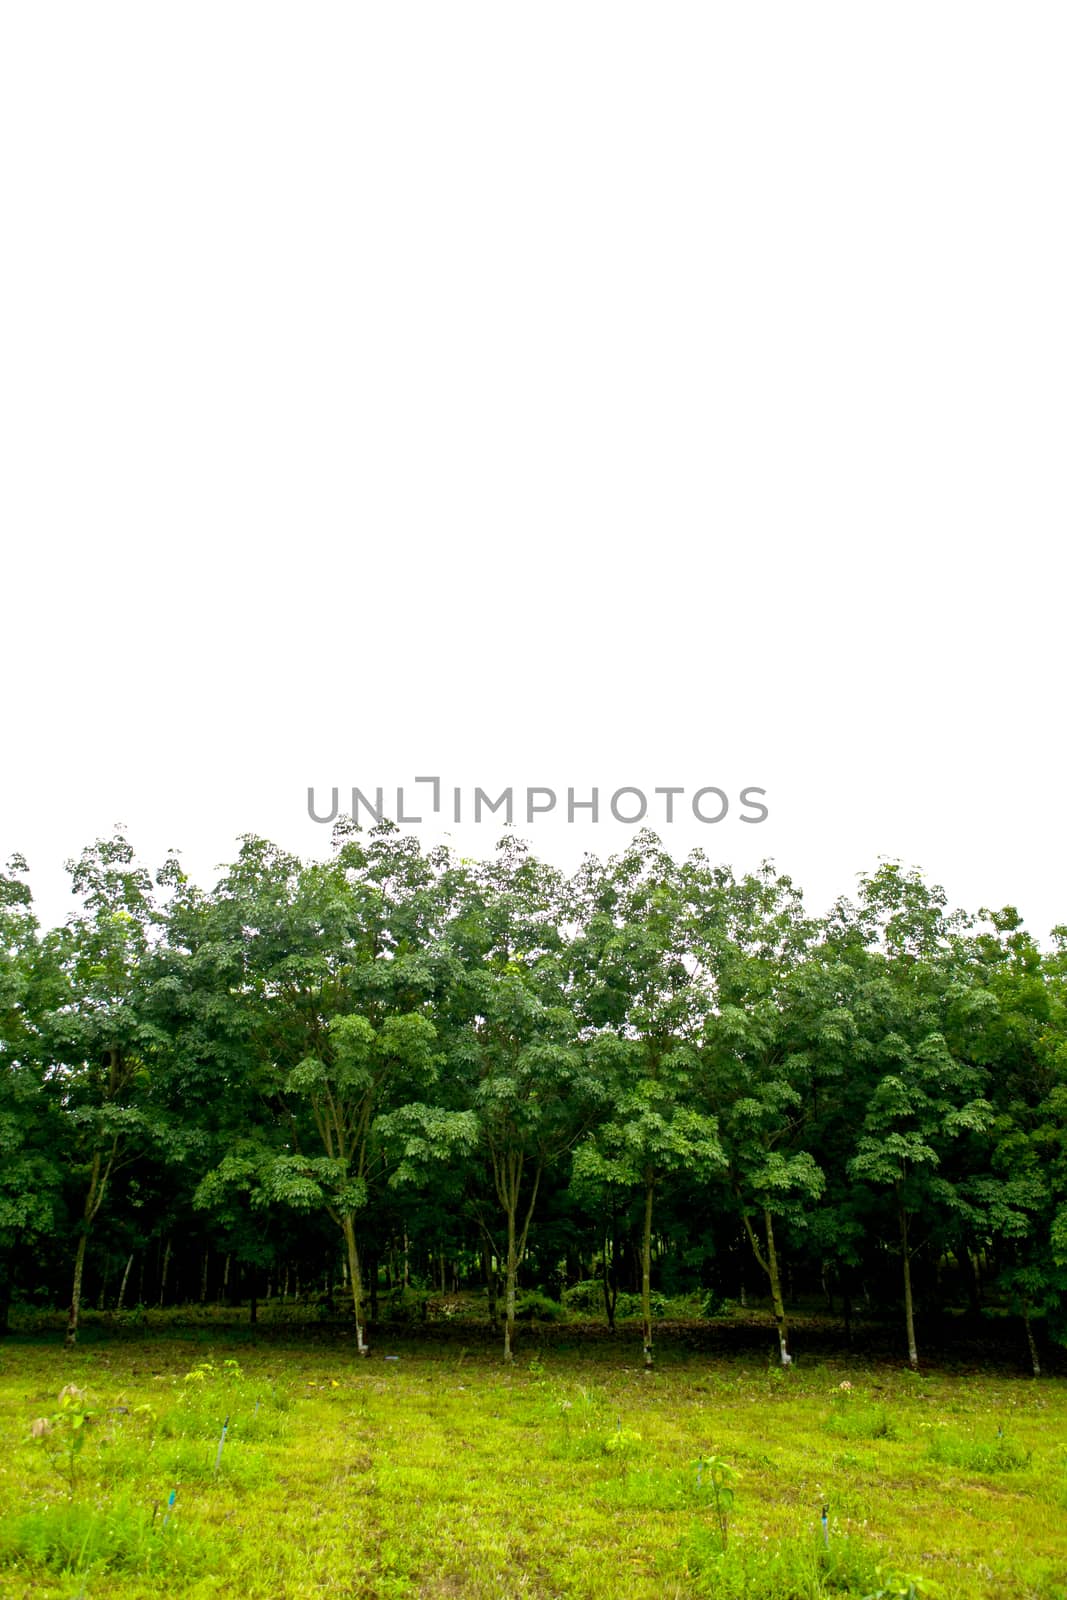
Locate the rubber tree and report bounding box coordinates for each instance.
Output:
[685,857,823,1365]
[955,909,1067,1371]
[0,855,66,1333]
[189,823,471,1351]
[447,836,604,1362]
[840,863,994,1369]
[568,833,725,1368]
[39,835,174,1347]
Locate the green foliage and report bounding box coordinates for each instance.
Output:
[2,823,1067,1380]
[700,1287,732,1318]
[694,1452,737,1551]
[675,1524,935,1598]
[825,1386,898,1441]
[0,1491,219,1581]
[925,1427,1032,1472]
[561,1278,605,1314]
[29,1383,95,1495]
[514,1289,566,1322]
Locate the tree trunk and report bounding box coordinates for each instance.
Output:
[200,1250,210,1303]
[342,1215,368,1355]
[483,1244,498,1328]
[898,1184,919,1370]
[158,1237,172,1307]
[641,1176,655,1369]
[738,1200,791,1365]
[1023,1299,1041,1378]
[763,1208,792,1366]
[504,1201,518,1362]
[601,1228,618,1333]
[961,1242,982,1318]
[65,1229,89,1349]
[493,1150,541,1363]
[369,1252,379,1321]
[66,1144,114,1348]
[0,1262,11,1336]
[116,1251,134,1312]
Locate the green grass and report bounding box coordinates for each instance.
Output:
[0,1332,1065,1598]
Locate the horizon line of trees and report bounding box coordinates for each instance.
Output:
[2,821,1065,1372]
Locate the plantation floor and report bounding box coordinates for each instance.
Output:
[0,1328,1065,1599]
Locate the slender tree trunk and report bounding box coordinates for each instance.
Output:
[641,1175,655,1369]
[0,1261,12,1336]
[898,1184,919,1370]
[116,1251,134,1312]
[601,1228,617,1333]
[493,1151,541,1363]
[483,1244,498,1328]
[66,1230,90,1349]
[66,1144,115,1348]
[739,1200,791,1365]
[158,1237,172,1308]
[200,1250,210,1304]
[1023,1300,1041,1378]
[609,1214,619,1331]
[504,1201,518,1362]
[342,1215,368,1355]
[763,1208,792,1365]
[961,1242,982,1318]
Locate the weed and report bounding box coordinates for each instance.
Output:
[926,1427,1032,1473]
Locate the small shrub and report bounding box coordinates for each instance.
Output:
[561,1279,607,1315]
[694,1454,737,1551]
[383,1286,432,1324]
[29,1384,95,1496]
[514,1291,565,1322]
[613,1290,670,1319]
[700,1288,731,1319]
[603,1426,643,1468]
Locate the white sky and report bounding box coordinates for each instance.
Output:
[2,5,1065,940]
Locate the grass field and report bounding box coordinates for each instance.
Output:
[1,1318,1065,1599]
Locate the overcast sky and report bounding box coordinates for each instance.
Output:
[2,5,1064,940]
